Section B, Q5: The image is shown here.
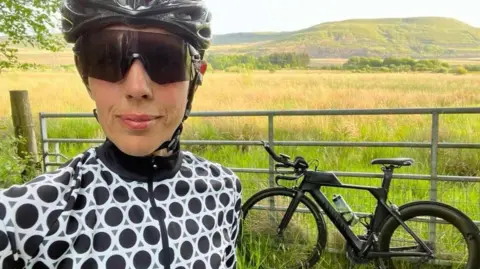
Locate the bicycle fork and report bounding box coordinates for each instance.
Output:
[277,190,305,236]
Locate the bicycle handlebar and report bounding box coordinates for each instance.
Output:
[261,141,290,164]
[261,140,309,173]
[275,163,291,169]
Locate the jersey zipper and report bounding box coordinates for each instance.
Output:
[148,160,171,269]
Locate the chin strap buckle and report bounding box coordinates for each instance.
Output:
[155,123,183,153]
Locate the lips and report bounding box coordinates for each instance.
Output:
[120,114,157,121]
[119,114,160,130]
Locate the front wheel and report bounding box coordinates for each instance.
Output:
[377,201,480,269]
[239,187,327,269]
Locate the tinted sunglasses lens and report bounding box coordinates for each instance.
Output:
[78,31,125,83]
[77,30,191,84]
[140,34,191,84]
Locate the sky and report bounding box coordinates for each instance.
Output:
[205,0,479,35]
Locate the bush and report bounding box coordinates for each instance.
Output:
[390,65,412,72]
[343,56,452,73]
[435,67,450,73]
[383,57,416,67]
[0,134,28,188]
[454,66,468,75]
[379,67,390,72]
[414,63,429,72]
[345,56,383,68]
[207,52,310,71]
[465,65,480,72]
[226,65,249,73]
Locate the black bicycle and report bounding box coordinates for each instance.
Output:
[239,141,480,269]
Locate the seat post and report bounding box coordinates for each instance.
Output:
[381,165,395,199]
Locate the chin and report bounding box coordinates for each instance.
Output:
[111,136,160,157]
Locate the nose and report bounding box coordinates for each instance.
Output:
[122,59,153,100]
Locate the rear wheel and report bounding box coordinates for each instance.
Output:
[377,201,480,269]
[239,187,327,269]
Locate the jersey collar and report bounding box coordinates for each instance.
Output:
[95,139,183,182]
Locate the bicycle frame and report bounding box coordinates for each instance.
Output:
[278,167,434,259]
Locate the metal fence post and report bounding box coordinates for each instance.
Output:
[268,114,275,188]
[429,112,439,246]
[55,143,60,164]
[268,114,276,213]
[39,113,49,172]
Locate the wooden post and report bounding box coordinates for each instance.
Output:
[10,90,39,179]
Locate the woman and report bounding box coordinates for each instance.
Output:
[0,0,242,268]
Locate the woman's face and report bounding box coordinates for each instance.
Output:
[87,25,190,157]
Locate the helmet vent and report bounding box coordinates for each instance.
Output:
[174,12,192,20]
[175,8,204,21]
[198,27,211,39]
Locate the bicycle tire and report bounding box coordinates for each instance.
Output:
[377,201,480,269]
[239,187,327,269]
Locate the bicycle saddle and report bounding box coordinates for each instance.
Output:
[371,158,414,167]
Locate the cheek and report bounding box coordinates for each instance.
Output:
[88,79,121,110]
[157,83,189,112]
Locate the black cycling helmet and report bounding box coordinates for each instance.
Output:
[60,0,212,154]
[61,0,212,55]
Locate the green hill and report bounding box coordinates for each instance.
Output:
[210,17,480,58]
[2,16,479,59]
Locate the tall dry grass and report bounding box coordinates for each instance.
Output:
[2,69,479,114]
[2,69,478,145]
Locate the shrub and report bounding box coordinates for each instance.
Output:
[435,67,450,73]
[454,66,468,75]
[0,134,28,188]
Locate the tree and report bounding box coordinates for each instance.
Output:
[0,0,65,71]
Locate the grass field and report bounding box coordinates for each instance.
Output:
[1,64,479,268]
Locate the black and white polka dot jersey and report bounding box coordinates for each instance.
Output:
[0,140,242,269]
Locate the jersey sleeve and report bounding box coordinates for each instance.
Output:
[0,152,86,265]
[225,172,242,269]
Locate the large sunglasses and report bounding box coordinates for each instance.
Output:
[74,29,200,85]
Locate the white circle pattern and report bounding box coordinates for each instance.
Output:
[0,148,242,269]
